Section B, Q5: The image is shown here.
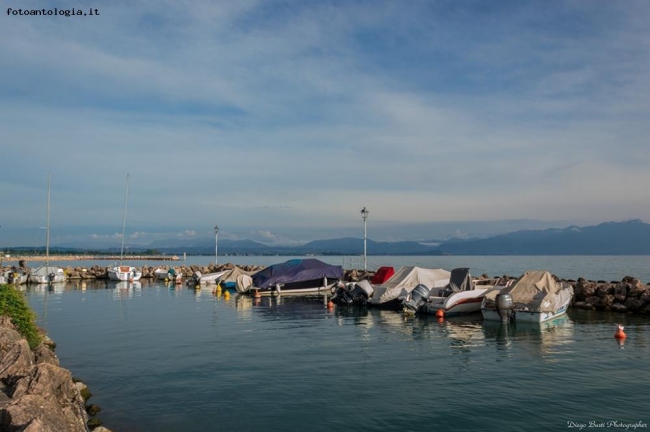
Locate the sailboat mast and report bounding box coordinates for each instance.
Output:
[45,173,51,266]
[119,173,129,265]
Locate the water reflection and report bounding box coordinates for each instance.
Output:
[482,315,575,359]
[113,281,142,300]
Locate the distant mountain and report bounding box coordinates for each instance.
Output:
[293,237,439,255]
[30,220,650,256]
[437,220,650,255]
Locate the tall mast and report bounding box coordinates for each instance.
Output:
[46,173,51,266]
[119,173,129,265]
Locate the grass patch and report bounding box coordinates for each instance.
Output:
[0,284,42,349]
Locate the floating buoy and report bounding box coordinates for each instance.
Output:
[435,309,445,318]
[224,291,230,299]
[253,290,261,299]
[327,300,334,310]
[615,324,627,340]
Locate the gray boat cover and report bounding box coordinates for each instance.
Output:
[368,266,450,305]
[501,270,574,313]
[218,267,255,284]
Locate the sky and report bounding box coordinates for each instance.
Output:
[1,0,649,247]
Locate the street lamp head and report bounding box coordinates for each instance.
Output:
[214,225,219,234]
[361,207,369,220]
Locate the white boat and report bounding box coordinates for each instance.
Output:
[481,270,574,323]
[30,174,67,284]
[107,174,142,282]
[367,266,450,309]
[2,268,29,285]
[198,270,229,285]
[419,268,513,316]
[154,268,182,283]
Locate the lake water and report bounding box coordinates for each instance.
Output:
[22,260,650,431]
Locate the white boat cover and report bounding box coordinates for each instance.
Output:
[501,270,574,313]
[368,266,450,305]
[236,274,254,293]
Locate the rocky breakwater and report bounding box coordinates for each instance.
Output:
[572,276,650,314]
[0,316,111,431]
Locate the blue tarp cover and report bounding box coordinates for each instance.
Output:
[252,259,344,290]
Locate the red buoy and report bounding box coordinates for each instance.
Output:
[435,309,444,318]
[615,324,627,340]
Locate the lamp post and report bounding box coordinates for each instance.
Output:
[361,207,369,271]
[214,225,219,265]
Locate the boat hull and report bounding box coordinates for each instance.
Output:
[108,266,142,281]
[481,302,571,323]
[30,267,66,284]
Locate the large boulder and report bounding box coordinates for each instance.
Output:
[2,394,87,432]
[0,339,35,386]
[9,363,88,430]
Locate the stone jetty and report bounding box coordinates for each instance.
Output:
[3,262,650,314]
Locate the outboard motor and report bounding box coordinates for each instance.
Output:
[348,280,374,304]
[47,272,56,283]
[331,283,354,305]
[496,293,513,322]
[188,271,202,286]
[402,284,431,314]
[7,272,15,284]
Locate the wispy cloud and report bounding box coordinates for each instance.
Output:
[2,0,649,245]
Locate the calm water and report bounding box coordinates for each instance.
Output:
[23,274,650,432]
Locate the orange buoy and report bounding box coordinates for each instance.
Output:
[253,289,261,299]
[327,300,334,310]
[435,309,445,318]
[615,324,627,340]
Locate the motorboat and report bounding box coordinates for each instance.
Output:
[413,268,512,316]
[154,268,182,283]
[30,174,66,284]
[481,270,574,323]
[366,266,450,309]
[250,258,343,296]
[215,267,255,291]
[2,268,29,285]
[331,280,374,305]
[107,174,142,282]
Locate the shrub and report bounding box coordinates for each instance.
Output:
[0,284,42,349]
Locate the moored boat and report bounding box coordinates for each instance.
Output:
[30,174,66,285]
[366,266,450,309]
[250,258,343,296]
[416,268,512,316]
[107,174,142,282]
[2,268,29,285]
[481,270,574,323]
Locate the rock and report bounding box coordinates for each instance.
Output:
[10,363,88,428]
[572,301,595,310]
[2,394,87,432]
[33,343,60,366]
[86,403,102,416]
[610,303,628,313]
[0,339,35,386]
[624,298,646,313]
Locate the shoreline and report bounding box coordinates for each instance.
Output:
[3,255,180,262]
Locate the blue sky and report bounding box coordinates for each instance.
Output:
[1,0,649,247]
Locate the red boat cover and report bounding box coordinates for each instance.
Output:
[371,266,395,284]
